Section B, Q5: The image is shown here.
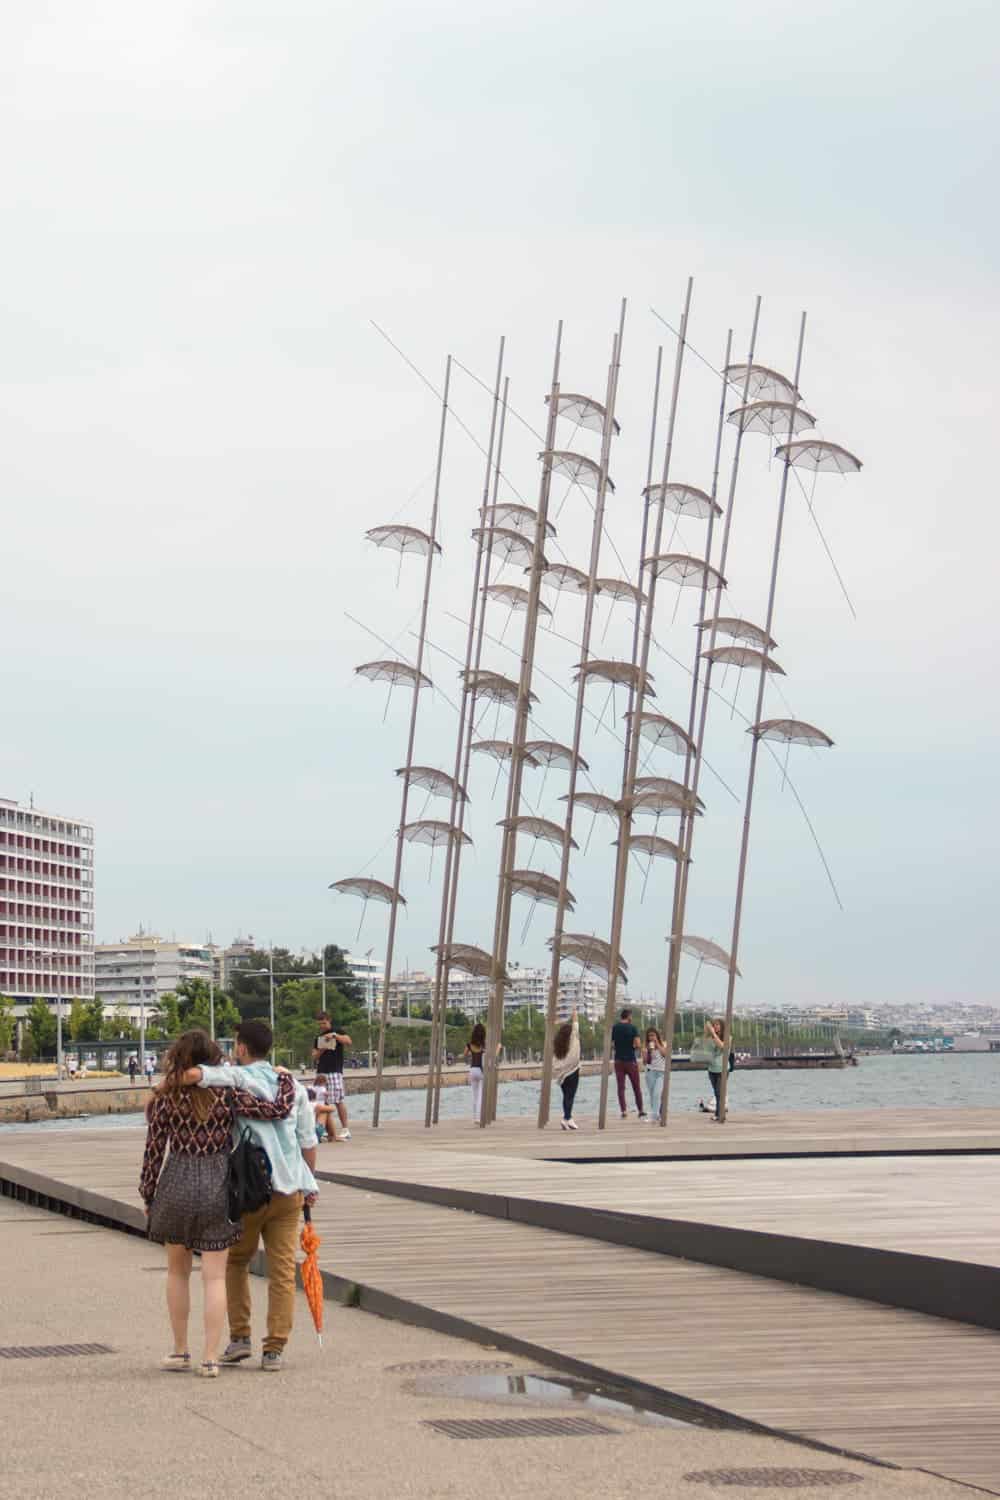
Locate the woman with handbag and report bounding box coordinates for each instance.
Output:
[139,1029,294,1378]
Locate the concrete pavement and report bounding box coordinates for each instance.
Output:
[0,1195,976,1500]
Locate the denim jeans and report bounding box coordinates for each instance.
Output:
[645,1069,664,1118]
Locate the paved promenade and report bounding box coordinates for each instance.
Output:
[2,1108,999,1494]
[0,1191,974,1500]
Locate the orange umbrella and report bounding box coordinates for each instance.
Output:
[299,1205,324,1347]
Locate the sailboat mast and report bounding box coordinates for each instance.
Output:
[371,356,452,1127]
[718,312,807,1123]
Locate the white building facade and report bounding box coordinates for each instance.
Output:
[0,796,95,1019]
[95,933,213,1022]
[387,963,608,1022]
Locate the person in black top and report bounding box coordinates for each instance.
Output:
[313,1012,353,1141]
[610,1007,646,1119]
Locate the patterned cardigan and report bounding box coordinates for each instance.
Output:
[139,1073,295,1206]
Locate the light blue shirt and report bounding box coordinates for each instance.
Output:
[199,1062,318,1198]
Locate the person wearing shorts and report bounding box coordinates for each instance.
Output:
[313,1013,352,1140]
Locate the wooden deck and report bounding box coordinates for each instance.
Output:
[1,1114,999,1492]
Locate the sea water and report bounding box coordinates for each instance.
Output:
[0,1053,995,1133]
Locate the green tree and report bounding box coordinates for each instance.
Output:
[102,1003,137,1041]
[0,993,15,1054]
[75,998,107,1042]
[20,1030,36,1063]
[26,997,56,1057]
[67,997,86,1042]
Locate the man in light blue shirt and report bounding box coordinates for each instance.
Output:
[186,1018,318,1372]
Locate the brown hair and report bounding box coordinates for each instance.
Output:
[469,1023,486,1049]
[553,1021,574,1061]
[148,1028,223,1124]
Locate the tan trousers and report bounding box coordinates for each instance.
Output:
[226,1190,303,1352]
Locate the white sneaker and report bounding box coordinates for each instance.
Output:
[565,1119,578,1131]
[560,1119,569,1131]
[340,1130,352,1140]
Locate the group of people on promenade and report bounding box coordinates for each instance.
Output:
[465,1005,733,1126]
[140,1010,352,1377]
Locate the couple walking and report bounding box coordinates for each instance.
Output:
[140,1020,318,1377]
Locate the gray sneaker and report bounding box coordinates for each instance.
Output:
[220,1338,252,1365]
[261,1350,283,1373]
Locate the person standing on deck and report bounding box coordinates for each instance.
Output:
[183,1019,319,1372]
[464,1023,487,1123]
[703,1017,728,1121]
[643,1027,668,1120]
[611,1007,646,1120]
[144,1052,156,1085]
[552,1008,581,1131]
[140,1029,296,1378]
[313,1012,352,1141]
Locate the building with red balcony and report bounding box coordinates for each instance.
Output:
[0,796,95,1025]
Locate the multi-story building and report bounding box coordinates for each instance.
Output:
[95,932,213,1022]
[213,934,258,991]
[345,952,382,1005]
[386,963,609,1022]
[0,796,95,1020]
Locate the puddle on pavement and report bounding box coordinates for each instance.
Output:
[402,1370,717,1428]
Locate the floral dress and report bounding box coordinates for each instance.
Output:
[140,1075,294,1252]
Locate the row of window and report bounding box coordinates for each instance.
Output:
[0,858,90,883]
[0,808,92,839]
[0,974,89,992]
[0,830,92,860]
[0,885,90,904]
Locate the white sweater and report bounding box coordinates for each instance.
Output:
[553,1019,581,1084]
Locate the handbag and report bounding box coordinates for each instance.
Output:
[689,1037,716,1065]
[225,1092,274,1222]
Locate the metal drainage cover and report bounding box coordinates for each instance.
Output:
[0,1343,113,1360]
[424,1417,615,1441]
[387,1358,514,1375]
[684,1470,862,1490]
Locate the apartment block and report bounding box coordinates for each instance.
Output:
[0,795,95,1016]
[95,932,213,1021]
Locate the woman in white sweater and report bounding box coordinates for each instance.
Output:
[552,1007,581,1131]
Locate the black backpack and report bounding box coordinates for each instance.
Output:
[226,1124,273,1222]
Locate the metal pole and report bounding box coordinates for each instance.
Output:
[718,312,807,1124]
[431,375,510,1124]
[660,299,761,1123]
[269,944,275,1032]
[656,326,733,1124]
[597,278,693,1129]
[209,974,215,1041]
[138,938,146,1077]
[321,953,327,1016]
[483,323,563,1125]
[373,356,452,1126]
[425,338,506,1126]
[538,303,626,1127]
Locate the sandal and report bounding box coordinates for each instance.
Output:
[160,1352,191,1372]
[198,1361,220,1378]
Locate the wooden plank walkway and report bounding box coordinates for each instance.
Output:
[342,1105,1000,1160]
[326,1144,1000,1269]
[2,1125,999,1492]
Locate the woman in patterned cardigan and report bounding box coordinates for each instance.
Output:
[140,1028,294,1377]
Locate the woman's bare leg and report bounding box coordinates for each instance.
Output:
[200,1249,229,1364]
[165,1244,193,1355]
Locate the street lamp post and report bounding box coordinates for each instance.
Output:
[365,947,374,1068]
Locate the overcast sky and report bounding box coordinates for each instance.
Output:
[2,1,997,1012]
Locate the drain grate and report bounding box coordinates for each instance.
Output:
[684,1470,862,1490]
[0,1343,113,1360]
[423,1416,615,1440]
[387,1358,514,1375]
